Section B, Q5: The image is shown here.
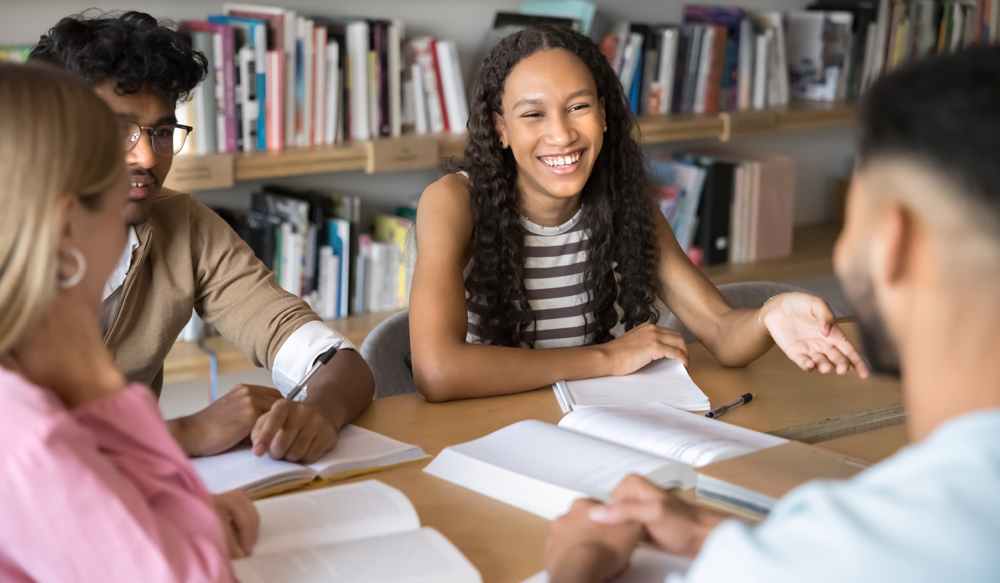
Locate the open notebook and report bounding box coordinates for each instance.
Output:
[191,425,427,497]
[424,403,786,519]
[234,480,481,583]
[553,358,710,413]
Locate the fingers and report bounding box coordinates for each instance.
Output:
[835,335,871,379]
[811,352,835,374]
[228,492,260,556]
[822,345,852,375]
[589,500,666,526]
[651,327,689,367]
[251,399,290,457]
[221,517,244,559]
[811,297,835,336]
[302,425,338,465]
[610,474,666,503]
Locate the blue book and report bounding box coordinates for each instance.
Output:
[629,50,644,114]
[327,219,351,318]
[209,15,268,149]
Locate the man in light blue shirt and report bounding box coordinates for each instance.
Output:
[543,46,1000,583]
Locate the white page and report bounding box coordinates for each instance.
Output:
[234,527,481,583]
[190,446,313,494]
[306,425,427,478]
[522,547,691,583]
[562,358,710,411]
[251,480,420,554]
[559,403,788,468]
[424,421,689,519]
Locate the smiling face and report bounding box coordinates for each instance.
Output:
[93,83,175,226]
[493,48,606,208]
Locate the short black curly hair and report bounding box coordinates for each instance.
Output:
[29,10,207,104]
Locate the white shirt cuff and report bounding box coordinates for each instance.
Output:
[272,321,357,399]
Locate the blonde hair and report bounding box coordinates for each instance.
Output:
[0,63,124,354]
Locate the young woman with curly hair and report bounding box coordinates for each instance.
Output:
[409,25,869,402]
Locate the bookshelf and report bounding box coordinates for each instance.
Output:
[163,221,843,384]
[163,100,854,192]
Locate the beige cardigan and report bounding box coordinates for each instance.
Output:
[102,188,320,397]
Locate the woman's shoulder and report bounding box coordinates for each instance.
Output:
[0,367,71,455]
[418,173,473,232]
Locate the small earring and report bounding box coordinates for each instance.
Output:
[57,247,87,289]
[603,125,607,131]
[499,139,507,149]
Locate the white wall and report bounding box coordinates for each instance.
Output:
[4,0,855,225]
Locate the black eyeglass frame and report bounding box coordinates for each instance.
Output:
[121,121,194,157]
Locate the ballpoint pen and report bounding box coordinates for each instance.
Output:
[705,392,753,418]
[285,345,338,401]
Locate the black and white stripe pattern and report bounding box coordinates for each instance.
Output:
[465,208,596,348]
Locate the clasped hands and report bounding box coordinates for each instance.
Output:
[545,474,728,583]
[173,383,339,463]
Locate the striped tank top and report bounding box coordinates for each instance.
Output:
[465,207,597,348]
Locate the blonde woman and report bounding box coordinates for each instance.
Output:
[0,63,246,582]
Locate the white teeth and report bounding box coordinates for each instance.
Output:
[542,151,582,167]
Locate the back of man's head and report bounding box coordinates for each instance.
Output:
[29,10,206,105]
[858,46,1000,253]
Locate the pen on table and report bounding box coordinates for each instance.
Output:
[285,346,338,401]
[705,392,754,419]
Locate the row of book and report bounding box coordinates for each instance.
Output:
[650,148,796,267]
[213,185,414,320]
[176,4,469,155]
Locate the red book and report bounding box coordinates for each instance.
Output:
[703,25,728,114]
[267,50,285,150]
[427,38,450,133]
[600,34,619,66]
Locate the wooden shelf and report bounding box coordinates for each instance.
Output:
[161,101,854,192]
[162,222,840,384]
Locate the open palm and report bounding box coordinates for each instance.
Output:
[762,293,870,378]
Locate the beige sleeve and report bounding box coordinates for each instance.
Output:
[190,199,321,370]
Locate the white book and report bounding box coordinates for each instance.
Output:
[618,32,644,98]
[347,21,370,141]
[212,32,227,153]
[238,45,257,152]
[552,358,709,414]
[411,62,429,134]
[325,41,341,145]
[436,40,468,134]
[191,425,428,497]
[313,26,327,146]
[657,29,679,114]
[234,481,481,583]
[299,17,314,147]
[388,21,403,137]
[693,26,715,114]
[753,32,770,109]
[523,548,691,583]
[410,37,445,134]
[318,246,339,320]
[425,405,786,520]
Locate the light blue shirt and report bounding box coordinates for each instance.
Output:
[673,409,1000,583]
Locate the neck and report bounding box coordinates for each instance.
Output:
[902,284,1000,442]
[516,176,582,228]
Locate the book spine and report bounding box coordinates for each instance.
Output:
[428,38,450,132]
[411,62,429,134]
[705,25,727,113]
[388,23,403,137]
[378,22,391,137]
[267,50,285,151]
[221,25,238,153]
[314,26,327,146]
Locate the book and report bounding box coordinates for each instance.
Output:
[648,158,708,251]
[749,12,790,106]
[209,15,268,151]
[188,31,218,154]
[787,11,855,102]
[233,480,481,583]
[436,40,469,134]
[347,20,371,141]
[553,357,710,413]
[424,403,786,520]
[410,37,446,134]
[695,440,868,516]
[690,156,737,266]
[388,21,403,137]
[324,40,341,145]
[684,5,745,111]
[265,50,285,150]
[191,424,427,497]
[182,21,237,153]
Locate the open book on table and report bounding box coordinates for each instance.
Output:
[234,480,481,583]
[191,424,427,497]
[424,403,786,519]
[553,358,710,413]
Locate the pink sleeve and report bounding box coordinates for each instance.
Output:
[0,385,235,583]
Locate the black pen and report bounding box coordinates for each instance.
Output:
[705,393,753,419]
[285,346,338,401]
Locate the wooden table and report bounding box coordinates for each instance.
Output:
[319,324,904,583]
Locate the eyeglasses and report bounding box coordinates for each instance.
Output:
[120,120,193,157]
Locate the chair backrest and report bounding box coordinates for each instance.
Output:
[360,310,416,399]
[659,281,813,343]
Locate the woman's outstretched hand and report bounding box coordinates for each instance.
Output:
[761,293,870,378]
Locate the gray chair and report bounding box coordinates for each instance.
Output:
[360,282,826,398]
[660,281,814,343]
[360,310,415,399]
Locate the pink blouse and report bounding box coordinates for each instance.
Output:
[0,365,236,583]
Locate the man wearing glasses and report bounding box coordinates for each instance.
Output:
[28,11,375,465]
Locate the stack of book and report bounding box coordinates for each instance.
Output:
[213,186,414,320]
[175,5,470,155]
[649,148,796,267]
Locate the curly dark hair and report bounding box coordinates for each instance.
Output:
[461,24,660,348]
[29,10,207,104]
